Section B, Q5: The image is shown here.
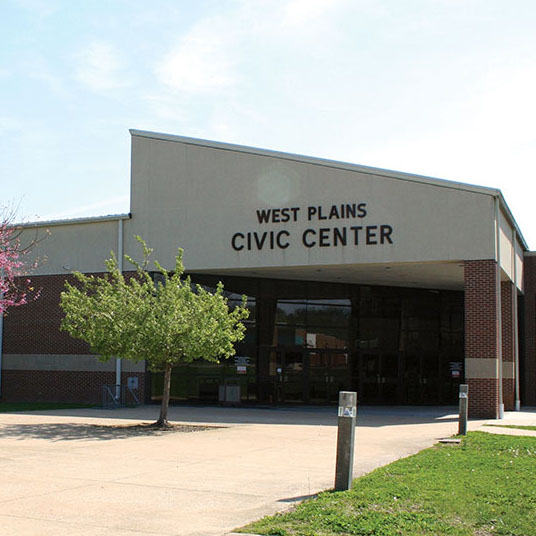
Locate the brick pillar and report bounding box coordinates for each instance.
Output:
[523,255,536,406]
[464,260,500,418]
[501,281,515,411]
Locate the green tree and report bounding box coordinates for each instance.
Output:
[60,237,249,427]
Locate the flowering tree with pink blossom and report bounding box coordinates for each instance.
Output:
[0,208,44,314]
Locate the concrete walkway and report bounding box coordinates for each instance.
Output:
[0,405,532,536]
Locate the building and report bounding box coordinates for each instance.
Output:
[2,130,534,418]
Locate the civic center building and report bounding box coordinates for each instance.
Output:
[2,130,536,418]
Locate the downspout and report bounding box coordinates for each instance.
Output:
[512,229,521,411]
[494,197,504,419]
[116,219,123,392]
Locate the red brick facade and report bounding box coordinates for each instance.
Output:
[1,370,145,404]
[3,274,91,355]
[464,260,500,418]
[1,273,146,405]
[522,255,536,406]
[501,281,515,411]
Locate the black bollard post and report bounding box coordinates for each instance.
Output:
[334,391,357,491]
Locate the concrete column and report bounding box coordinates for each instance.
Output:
[464,260,500,419]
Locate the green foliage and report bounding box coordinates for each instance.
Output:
[239,432,536,536]
[60,236,249,373]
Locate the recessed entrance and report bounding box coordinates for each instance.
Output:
[151,274,465,406]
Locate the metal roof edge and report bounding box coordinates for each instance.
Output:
[16,213,132,229]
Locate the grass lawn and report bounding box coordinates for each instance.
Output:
[0,402,96,413]
[239,432,536,536]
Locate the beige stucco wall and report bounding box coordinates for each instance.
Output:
[127,134,498,273]
[498,208,524,291]
[22,220,120,276]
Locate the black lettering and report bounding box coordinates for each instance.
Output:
[350,226,362,245]
[346,204,356,218]
[380,225,393,244]
[366,226,378,244]
[256,209,271,224]
[302,229,316,247]
[247,232,252,250]
[334,227,347,246]
[357,203,367,218]
[280,208,290,222]
[276,230,290,249]
[272,209,281,223]
[319,228,330,247]
[308,206,317,220]
[270,231,275,249]
[231,233,245,251]
[290,207,300,221]
[318,206,327,220]
[254,232,267,249]
[329,205,340,219]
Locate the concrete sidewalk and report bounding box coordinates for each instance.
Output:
[0,405,529,536]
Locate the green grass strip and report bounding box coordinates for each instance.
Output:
[0,402,96,413]
[239,432,536,536]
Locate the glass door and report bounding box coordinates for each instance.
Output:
[308,349,351,404]
[257,346,305,404]
[358,350,401,404]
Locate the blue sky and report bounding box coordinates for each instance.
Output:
[2,0,536,246]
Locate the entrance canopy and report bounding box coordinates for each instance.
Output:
[195,260,466,291]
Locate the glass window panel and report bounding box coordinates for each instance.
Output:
[330,352,349,368]
[276,302,307,325]
[359,318,399,350]
[284,350,303,373]
[276,326,307,346]
[306,303,351,327]
[306,328,347,349]
[307,299,351,306]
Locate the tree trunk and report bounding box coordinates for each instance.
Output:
[156,363,172,427]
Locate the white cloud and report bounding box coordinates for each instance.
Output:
[155,19,238,94]
[74,41,129,93]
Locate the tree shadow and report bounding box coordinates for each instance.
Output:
[0,422,220,442]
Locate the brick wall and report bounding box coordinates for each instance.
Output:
[501,280,515,411]
[464,260,500,418]
[522,255,536,405]
[1,273,147,405]
[3,274,91,355]
[1,370,146,405]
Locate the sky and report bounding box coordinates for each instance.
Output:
[2,0,536,247]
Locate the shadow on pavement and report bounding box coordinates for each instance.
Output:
[2,405,461,428]
[0,422,220,442]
